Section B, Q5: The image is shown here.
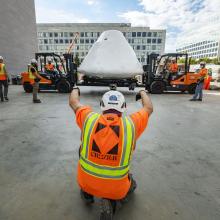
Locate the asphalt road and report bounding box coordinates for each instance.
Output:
[0,85,220,220]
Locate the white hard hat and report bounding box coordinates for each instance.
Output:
[48,58,52,62]
[30,59,37,64]
[200,61,206,65]
[100,90,126,113]
[171,58,176,61]
[0,56,3,60]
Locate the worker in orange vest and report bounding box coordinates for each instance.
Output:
[0,56,9,102]
[190,62,208,101]
[169,58,178,73]
[168,58,178,80]
[69,88,153,219]
[29,59,42,103]
[45,58,55,71]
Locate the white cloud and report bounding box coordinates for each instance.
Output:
[87,0,98,5]
[36,6,90,23]
[119,0,220,52]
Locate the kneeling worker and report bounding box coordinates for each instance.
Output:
[69,88,153,219]
[0,56,9,102]
[29,59,42,103]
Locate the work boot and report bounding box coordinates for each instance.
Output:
[100,199,113,220]
[33,99,41,103]
[4,97,9,101]
[189,98,197,101]
[80,190,94,204]
[197,98,202,101]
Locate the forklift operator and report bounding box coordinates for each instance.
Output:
[169,58,178,74]
[45,58,55,71]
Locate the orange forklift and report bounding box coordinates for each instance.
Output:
[144,53,201,94]
[21,53,77,93]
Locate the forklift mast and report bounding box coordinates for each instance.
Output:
[63,53,77,86]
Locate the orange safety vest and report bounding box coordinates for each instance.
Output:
[78,112,136,199]
[0,63,7,80]
[199,68,208,78]
[45,63,55,71]
[169,63,178,73]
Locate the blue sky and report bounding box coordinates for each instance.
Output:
[35,0,220,51]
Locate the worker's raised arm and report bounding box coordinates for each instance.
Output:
[139,90,153,116]
[69,87,83,112]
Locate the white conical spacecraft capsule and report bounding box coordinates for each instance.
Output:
[78,30,144,79]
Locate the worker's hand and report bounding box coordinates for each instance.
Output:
[136,90,146,101]
[72,87,80,96]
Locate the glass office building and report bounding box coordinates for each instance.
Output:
[176,40,220,59]
[37,23,166,64]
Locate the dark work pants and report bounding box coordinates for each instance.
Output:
[0,80,8,100]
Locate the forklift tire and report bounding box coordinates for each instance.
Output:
[57,80,71,93]
[150,81,164,94]
[23,83,33,93]
[188,83,197,94]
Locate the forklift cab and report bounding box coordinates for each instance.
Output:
[22,52,77,93]
[154,53,191,82]
[144,53,200,94]
[35,53,66,81]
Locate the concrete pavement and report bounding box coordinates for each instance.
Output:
[0,85,220,220]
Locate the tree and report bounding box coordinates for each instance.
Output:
[74,54,80,67]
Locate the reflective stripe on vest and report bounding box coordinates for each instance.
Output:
[0,64,6,80]
[29,66,36,79]
[79,113,135,179]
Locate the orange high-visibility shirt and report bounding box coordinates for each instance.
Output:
[169,63,178,73]
[199,68,208,78]
[75,106,149,200]
[45,63,55,71]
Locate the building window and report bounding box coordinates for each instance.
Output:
[132,39,134,44]
[49,33,53,37]
[85,39,89,44]
[132,32,136,37]
[152,39,156,43]
[43,32,47,38]
[54,39,58,44]
[126,32,131,38]
[59,39,63,44]
[44,39,48,44]
[147,39,151,44]
[148,32,152,37]
[157,39,162,44]
[142,45,146,50]
[97,32,100,37]
[65,39,69,44]
[137,45,140,50]
[70,32,74,37]
[142,32,146,37]
[80,32,84,37]
[152,45,156,50]
[54,32,58,37]
[137,32,141,37]
[58,32,63,37]
[91,39,94,44]
[80,39,84,44]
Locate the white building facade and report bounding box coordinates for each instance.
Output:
[37,23,166,64]
[176,40,220,60]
